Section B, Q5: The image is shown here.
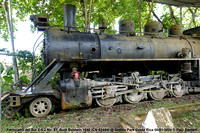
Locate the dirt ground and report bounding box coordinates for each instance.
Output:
[56,94,200,128]
[2,94,200,132]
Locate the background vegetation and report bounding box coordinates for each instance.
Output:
[0,0,199,91]
[0,49,45,92]
[1,0,200,40]
[0,1,199,131]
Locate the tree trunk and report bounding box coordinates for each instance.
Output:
[88,0,93,31]
[168,5,177,25]
[146,0,154,24]
[0,65,1,130]
[139,0,142,36]
[84,0,88,32]
[80,0,85,18]
[188,7,198,29]
[180,7,182,29]
[80,0,93,32]
[80,0,86,30]
[3,0,19,83]
[152,10,167,29]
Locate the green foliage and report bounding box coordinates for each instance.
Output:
[5,66,15,75]
[1,50,34,91]
[149,70,167,79]
[50,73,59,88]
[17,50,33,63]
[24,108,31,117]
[33,55,46,79]
[0,0,168,40]
[13,112,24,120]
[19,75,30,84]
[0,0,18,41]
[0,62,4,73]
[0,50,36,91]
[160,5,200,31]
[149,70,165,75]
[0,65,14,92]
[17,50,33,74]
[3,75,13,84]
[1,49,59,92]
[1,0,200,92]
[174,112,200,130]
[0,48,7,52]
[1,0,200,41]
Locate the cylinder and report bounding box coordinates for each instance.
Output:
[168,25,183,36]
[63,4,76,28]
[119,19,135,35]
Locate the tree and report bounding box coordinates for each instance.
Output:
[0,0,199,89]
[160,5,200,31]
[3,0,19,83]
[188,7,198,29]
[168,5,178,25]
[1,0,151,36]
[0,0,199,43]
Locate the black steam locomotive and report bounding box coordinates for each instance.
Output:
[3,4,200,118]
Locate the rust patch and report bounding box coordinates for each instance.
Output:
[61,92,68,110]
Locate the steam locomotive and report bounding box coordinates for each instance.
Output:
[3,4,200,118]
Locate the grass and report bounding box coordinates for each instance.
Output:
[133,100,185,112]
[1,113,75,133]
[1,95,200,132]
[174,112,200,131]
[150,100,179,108]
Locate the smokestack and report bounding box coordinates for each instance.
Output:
[63,4,76,30]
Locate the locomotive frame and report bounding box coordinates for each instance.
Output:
[2,1,200,118]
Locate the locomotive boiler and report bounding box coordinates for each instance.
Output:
[3,4,200,118]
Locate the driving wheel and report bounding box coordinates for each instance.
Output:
[170,77,185,97]
[123,91,143,103]
[95,98,116,107]
[171,84,185,97]
[148,88,165,100]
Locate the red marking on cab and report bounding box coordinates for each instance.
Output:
[75,72,79,79]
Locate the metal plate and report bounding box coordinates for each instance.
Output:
[9,96,21,107]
